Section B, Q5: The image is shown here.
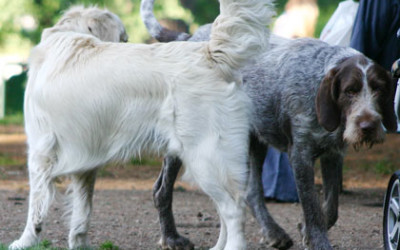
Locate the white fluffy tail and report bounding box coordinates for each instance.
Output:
[208,0,275,81]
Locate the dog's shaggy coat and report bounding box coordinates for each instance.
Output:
[140,1,398,249]
[10,1,275,249]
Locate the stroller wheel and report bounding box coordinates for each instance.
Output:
[383,171,400,250]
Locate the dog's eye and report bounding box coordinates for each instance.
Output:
[345,88,359,96]
[88,26,92,33]
[370,86,382,92]
[369,81,385,93]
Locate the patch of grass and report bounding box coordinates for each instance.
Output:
[0,153,24,166]
[342,164,350,175]
[99,241,119,250]
[97,167,117,178]
[130,156,162,167]
[174,185,187,192]
[0,239,58,250]
[374,158,397,175]
[0,240,119,250]
[0,112,24,125]
[37,239,52,249]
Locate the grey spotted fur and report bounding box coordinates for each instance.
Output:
[141,1,397,249]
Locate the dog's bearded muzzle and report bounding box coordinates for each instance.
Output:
[347,117,385,151]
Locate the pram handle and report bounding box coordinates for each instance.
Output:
[392,59,400,78]
[391,28,400,77]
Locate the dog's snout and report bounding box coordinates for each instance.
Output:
[359,120,377,134]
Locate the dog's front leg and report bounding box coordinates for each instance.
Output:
[289,144,332,250]
[68,169,97,249]
[153,156,194,250]
[245,135,293,249]
[320,151,342,229]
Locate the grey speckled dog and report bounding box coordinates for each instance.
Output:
[141,1,398,249]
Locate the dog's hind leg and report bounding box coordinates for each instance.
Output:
[289,143,332,250]
[9,135,57,249]
[67,169,97,249]
[213,185,246,250]
[320,152,342,229]
[183,151,247,250]
[246,135,293,249]
[153,156,194,250]
[211,209,227,250]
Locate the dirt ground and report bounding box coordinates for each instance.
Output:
[0,125,398,249]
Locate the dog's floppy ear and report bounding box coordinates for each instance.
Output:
[87,10,128,43]
[316,68,341,132]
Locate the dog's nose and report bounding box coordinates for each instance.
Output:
[359,120,377,134]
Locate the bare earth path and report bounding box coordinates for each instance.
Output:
[0,126,396,249]
[0,186,385,249]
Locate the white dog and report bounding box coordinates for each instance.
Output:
[10,1,274,249]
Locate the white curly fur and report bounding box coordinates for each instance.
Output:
[10,1,274,249]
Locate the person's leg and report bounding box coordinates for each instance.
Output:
[275,151,298,202]
[262,147,298,202]
[262,147,280,199]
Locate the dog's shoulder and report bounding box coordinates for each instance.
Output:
[28,42,49,75]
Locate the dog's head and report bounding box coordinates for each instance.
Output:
[42,6,128,43]
[316,55,397,149]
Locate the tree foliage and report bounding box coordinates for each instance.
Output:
[0,0,345,54]
[0,0,215,54]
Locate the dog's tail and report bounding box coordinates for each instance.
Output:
[208,0,275,81]
[140,0,191,42]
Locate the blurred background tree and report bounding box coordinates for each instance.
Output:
[0,0,342,122]
[0,0,199,51]
[0,0,344,53]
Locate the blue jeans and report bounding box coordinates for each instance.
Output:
[262,147,299,202]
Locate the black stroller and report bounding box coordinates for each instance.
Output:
[382,45,400,250]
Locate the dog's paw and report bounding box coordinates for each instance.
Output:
[9,238,38,250]
[260,234,293,250]
[260,228,293,250]
[297,222,309,247]
[159,235,194,250]
[68,233,89,249]
[309,241,333,250]
[297,222,333,250]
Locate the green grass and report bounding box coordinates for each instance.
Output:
[99,241,119,250]
[0,112,24,125]
[373,158,397,175]
[352,157,398,176]
[0,153,23,166]
[130,156,162,166]
[0,240,57,250]
[0,240,120,250]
